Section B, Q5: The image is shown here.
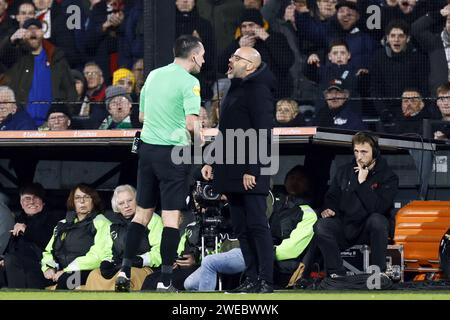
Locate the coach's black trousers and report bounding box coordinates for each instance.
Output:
[226,193,273,284]
[314,213,389,275]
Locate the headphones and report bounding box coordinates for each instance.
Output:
[353,131,380,161]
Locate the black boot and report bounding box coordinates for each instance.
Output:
[227,277,259,293]
[258,280,274,293]
[115,272,131,292]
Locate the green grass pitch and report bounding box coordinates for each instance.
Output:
[0,290,450,300]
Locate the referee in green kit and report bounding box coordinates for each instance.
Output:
[115,35,205,292]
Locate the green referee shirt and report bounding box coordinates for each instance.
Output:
[139,62,201,146]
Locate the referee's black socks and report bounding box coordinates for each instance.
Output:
[160,227,180,286]
[121,222,147,278]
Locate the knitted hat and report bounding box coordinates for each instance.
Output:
[240,9,264,26]
[46,104,72,120]
[112,68,136,88]
[105,85,132,107]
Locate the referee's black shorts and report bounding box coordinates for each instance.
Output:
[136,142,190,211]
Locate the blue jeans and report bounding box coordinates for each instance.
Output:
[184,248,246,291]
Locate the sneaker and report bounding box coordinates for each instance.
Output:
[227,277,259,293]
[115,272,130,292]
[329,269,347,279]
[330,273,349,279]
[156,282,178,292]
[258,280,274,293]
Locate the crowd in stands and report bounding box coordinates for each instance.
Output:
[0,164,322,291]
[0,0,448,138]
[0,131,401,292]
[1,0,449,292]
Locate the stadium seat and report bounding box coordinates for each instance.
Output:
[394,201,450,272]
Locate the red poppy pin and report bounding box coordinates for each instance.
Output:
[370,182,379,190]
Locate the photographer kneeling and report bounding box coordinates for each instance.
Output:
[185,165,318,291]
[140,217,202,291]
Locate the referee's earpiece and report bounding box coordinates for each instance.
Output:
[193,56,200,68]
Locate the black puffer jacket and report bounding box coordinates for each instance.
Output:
[7,209,60,260]
[52,211,100,269]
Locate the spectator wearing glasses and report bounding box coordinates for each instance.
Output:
[382,88,433,135]
[0,86,36,131]
[41,184,111,290]
[76,62,108,128]
[202,47,276,293]
[434,83,450,140]
[98,85,135,129]
[40,105,72,131]
[112,68,140,126]
[2,183,61,289]
[84,185,163,291]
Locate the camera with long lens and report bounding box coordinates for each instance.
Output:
[193,181,221,204]
[192,181,229,252]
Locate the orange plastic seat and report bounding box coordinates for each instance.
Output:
[394,201,450,272]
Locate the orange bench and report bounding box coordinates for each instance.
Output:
[394,201,450,272]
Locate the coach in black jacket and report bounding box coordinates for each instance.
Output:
[314,132,399,277]
[202,47,276,293]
